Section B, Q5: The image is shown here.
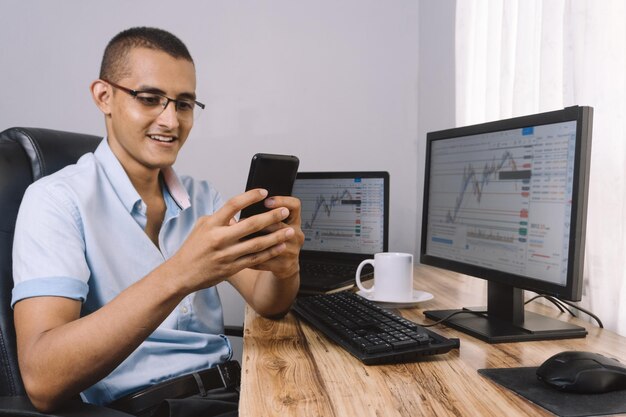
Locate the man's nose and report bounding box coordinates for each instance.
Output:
[156,100,180,128]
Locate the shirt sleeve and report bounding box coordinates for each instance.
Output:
[12,181,90,307]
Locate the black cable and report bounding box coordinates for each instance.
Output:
[556,297,604,328]
[420,295,603,329]
[420,309,488,327]
[528,293,604,328]
[546,296,579,317]
[527,294,577,316]
[525,294,568,314]
[417,295,603,329]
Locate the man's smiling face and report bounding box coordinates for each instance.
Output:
[104,47,197,177]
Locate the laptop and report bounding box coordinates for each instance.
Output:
[293,171,389,294]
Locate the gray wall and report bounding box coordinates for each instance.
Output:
[0,1,456,342]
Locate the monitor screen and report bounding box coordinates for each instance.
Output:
[293,173,388,255]
[420,106,593,342]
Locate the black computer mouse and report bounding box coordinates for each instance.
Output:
[536,351,626,394]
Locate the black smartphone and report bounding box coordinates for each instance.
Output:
[240,153,300,237]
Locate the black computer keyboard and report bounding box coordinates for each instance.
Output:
[300,261,358,279]
[292,291,460,365]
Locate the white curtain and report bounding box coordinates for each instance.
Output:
[455,0,626,336]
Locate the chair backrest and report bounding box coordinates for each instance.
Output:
[0,127,101,396]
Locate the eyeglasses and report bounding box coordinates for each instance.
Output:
[101,79,205,121]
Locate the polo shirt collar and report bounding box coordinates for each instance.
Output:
[94,138,191,213]
[162,166,191,210]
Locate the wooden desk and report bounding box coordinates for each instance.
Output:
[239,265,626,417]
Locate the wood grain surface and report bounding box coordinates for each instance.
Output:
[239,264,626,417]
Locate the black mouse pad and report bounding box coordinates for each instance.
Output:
[478,367,626,417]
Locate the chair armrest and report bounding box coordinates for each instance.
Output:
[224,325,244,338]
[0,396,134,417]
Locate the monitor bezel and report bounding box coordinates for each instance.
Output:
[420,106,593,302]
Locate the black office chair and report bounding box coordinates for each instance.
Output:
[0,127,135,415]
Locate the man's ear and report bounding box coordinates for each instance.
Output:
[90,79,112,115]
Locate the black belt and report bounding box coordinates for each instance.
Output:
[109,361,241,416]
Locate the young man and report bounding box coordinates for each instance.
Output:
[11,27,303,416]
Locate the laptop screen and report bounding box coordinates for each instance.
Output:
[293,172,389,255]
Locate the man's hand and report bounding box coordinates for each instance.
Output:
[224,193,304,318]
[169,189,299,293]
[245,195,304,279]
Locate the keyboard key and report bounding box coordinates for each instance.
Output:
[391,339,420,350]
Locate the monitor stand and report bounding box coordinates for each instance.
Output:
[424,282,588,343]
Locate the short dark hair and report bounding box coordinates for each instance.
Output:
[99,27,194,82]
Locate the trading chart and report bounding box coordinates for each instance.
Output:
[425,121,577,285]
[294,177,385,254]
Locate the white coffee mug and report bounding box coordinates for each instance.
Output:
[355,252,414,301]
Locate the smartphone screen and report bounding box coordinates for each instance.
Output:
[239,153,299,236]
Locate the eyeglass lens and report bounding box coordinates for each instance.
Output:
[134,92,201,120]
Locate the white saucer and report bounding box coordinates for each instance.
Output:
[356,289,434,308]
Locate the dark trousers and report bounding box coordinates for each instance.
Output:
[136,388,239,417]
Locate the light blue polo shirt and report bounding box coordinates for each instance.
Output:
[12,138,232,405]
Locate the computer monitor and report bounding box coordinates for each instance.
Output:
[420,106,593,343]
